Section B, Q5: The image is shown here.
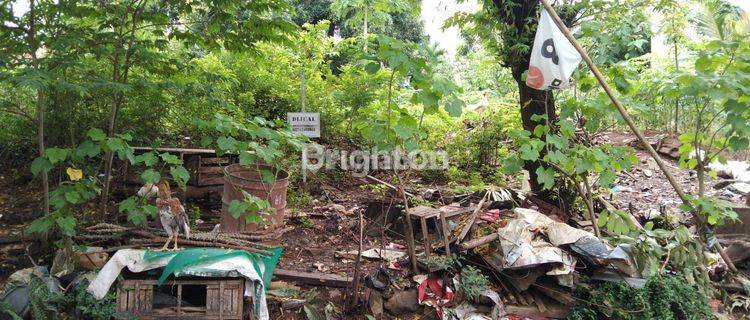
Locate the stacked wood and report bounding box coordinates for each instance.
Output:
[77,222,282,256]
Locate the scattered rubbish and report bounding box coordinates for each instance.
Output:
[364,268,392,291]
[313,262,330,272]
[0,266,61,319]
[643,169,653,177]
[611,185,634,193]
[336,247,407,262]
[729,182,750,195]
[415,274,454,319]
[644,208,661,220]
[709,160,750,180]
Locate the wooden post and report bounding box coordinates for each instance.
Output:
[539,0,737,272]
[400,188,419,273]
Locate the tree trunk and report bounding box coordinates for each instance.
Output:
[100,57,122,220]
[36,90,49,217]
[514,74,556,192]
[28,0,50,218]
[673,40,679,134]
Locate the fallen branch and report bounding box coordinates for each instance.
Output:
[456,193,489,245]
[366,174,415,198]
[457,233,499,251]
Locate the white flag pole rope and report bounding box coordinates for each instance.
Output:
[538,0,737,272]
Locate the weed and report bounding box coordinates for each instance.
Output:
[459,266,490,301]
[568,276,715,320]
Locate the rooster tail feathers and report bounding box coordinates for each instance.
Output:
[184,223,191,240]
[179,215,191,239]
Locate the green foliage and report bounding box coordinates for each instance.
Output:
[27,127,191,233]
[680,195,738,226]
[0,301,22,320]
[505,115,637,191]
[597,209,640,236]
[196,113,304,224]
[330,0,408,39]
[72,288,118,320]
[28,275,67,320]
[614,224,710,287]
[196,113,304,165]
[459,266,490,301]
[578,4,652,65]
[228,194,272,225]
[355,35,465,151]
[672,38,750,167]
[23,274,118,320]
[568,276,715,320]
[420,254,457,271]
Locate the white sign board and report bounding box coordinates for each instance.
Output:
[287,112,320,138]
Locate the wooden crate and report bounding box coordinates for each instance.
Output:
[117,278,244,319]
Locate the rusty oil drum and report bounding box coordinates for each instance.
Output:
[220,163,289,233]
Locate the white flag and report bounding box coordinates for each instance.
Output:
[526,8,582,90]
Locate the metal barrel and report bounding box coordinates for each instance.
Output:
[220,163,289,233]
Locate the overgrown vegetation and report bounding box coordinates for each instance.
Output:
[569,276,715,320]
[1,0,749,317]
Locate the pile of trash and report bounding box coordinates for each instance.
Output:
[710,160,750,202]
[356,191,649,320]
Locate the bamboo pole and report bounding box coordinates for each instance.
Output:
[539,0,737,272]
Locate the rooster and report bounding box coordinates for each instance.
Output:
[140,180,190,250]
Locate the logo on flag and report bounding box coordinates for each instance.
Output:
[526,8,582,90]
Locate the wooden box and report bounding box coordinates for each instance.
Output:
[116,278,244,319]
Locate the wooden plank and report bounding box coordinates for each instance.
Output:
[273,269,353,288]
[198,166,226,174]
[201,157,232,165]
[420,217,431,255]
[440,211,451,255]
[198,175,226,186]
[438,204,475,217]
[408,205,441,218]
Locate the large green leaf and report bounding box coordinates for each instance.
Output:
[135,152,159,166]
[30,157,53,176]
[56,215,77,237]
[45,148,70,164]
[170,166,190,188]
[160,153,183,165]
[535,167,555,190]
[141,169,161,184]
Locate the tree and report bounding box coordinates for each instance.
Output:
[86,0,296,216]
[448,0,583,192]
[655,0,688,134]
[330,0,408,50]
[292,0,425,43]
[0,0,87,220]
